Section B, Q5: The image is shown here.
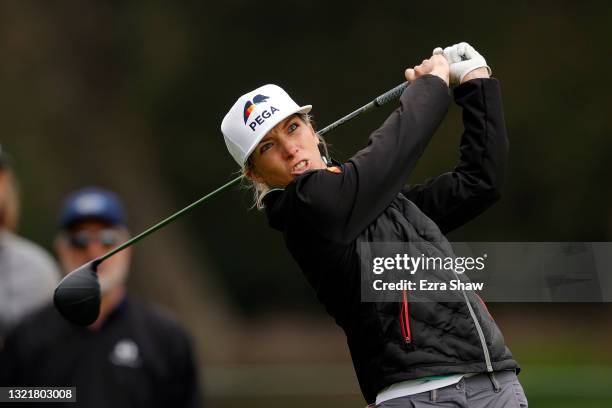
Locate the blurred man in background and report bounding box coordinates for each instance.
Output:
[0,187,203,408]
[0,144,60,345]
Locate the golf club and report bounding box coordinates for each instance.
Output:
[54,80,410,326]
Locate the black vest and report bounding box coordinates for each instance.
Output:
[266,190,519,404]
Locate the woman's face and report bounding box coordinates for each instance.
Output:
[247,114,327,188]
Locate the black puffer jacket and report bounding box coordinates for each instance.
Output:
[264,75,518,404]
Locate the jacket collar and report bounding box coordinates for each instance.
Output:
[261,159,342,231]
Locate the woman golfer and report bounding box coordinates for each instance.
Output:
[221,43,527,407]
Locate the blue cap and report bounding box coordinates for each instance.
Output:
[59,187,127,229]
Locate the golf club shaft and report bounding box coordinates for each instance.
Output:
[98,80,410,263]
[99,176,242,262]
[317,81,408,136]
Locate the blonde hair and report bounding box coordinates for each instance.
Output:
[243,113,328,210]
[0,168,20,231]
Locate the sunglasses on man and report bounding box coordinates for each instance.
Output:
[65,229,124,250]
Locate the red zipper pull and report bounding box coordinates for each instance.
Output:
[400,289,412,344]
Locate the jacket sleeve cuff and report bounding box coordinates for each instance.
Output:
[453,77,500,102]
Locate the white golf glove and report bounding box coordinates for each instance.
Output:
[432,42,491,85]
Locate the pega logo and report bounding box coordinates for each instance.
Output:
[243,94,269,123]
[243,94,279,131]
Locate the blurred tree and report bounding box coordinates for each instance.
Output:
[0,0,610,316]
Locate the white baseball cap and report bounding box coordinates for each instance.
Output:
[221,84,312,166]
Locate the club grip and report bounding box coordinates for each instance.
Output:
[374,81,409,107]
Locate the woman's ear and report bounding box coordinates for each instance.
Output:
[245,166,265,184]
[318,143,330,166]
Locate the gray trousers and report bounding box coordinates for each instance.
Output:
[376,371,528,408]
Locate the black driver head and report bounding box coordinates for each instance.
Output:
[53,260,101,326]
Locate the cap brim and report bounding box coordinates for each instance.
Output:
[61,214,123,230]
